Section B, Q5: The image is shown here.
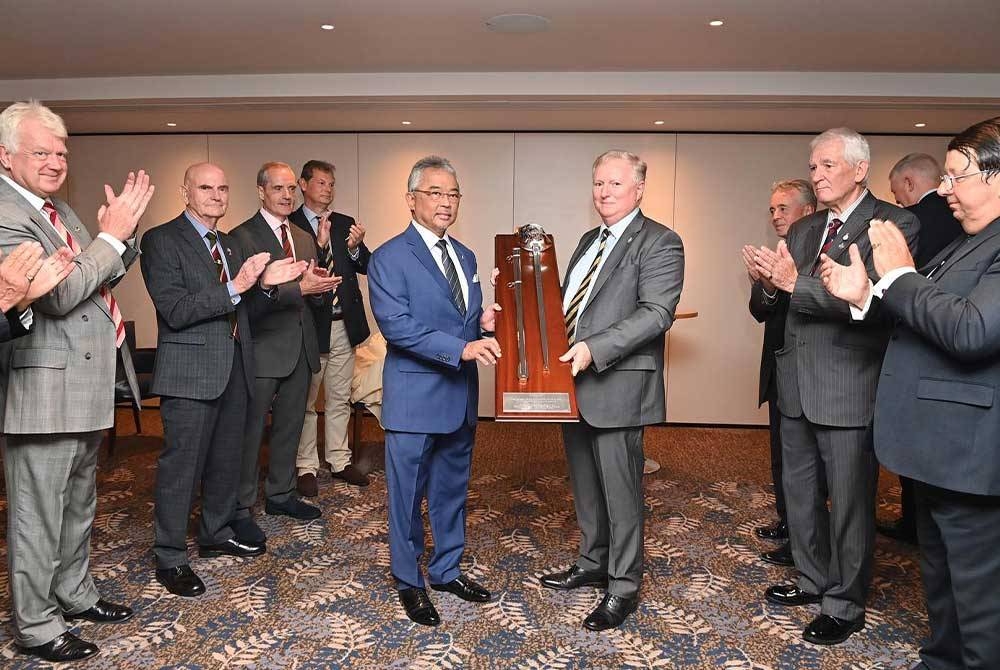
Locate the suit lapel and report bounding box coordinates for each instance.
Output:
[932,218,1000,280]
[175,215,221,276]
[249,213,284,257]
[454,240,478,322]
[405,223,457,309]
[823,192,876,264]
[585,213,645,307]
[796,215,826,273]
[563,227,600,296]
[0,181,66,250]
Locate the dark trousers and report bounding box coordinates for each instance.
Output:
[766,394,786,523]
[237,347,312,516]
[385,423,475,590]
[898,475,917,533]
[154,344,247,568]
[915,482,1000,670]
[781,416,877,622]
[562,421,645,598]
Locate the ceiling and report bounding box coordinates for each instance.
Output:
[1,0,998,134]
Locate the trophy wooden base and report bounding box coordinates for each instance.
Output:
[494,227,578,422]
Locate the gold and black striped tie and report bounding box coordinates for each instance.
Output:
[564,228,610,343]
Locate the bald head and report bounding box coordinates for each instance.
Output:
[181,162,229,228]
[889,153,942,207]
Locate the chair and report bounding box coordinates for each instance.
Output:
[109,321,157,455]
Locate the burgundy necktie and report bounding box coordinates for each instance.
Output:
[43,202,125,347]
[206,231,238,339]
[280,223,294,259]
[812,218,844,274]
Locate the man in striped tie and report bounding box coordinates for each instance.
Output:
[540,150,684,631]
[0,100,155,662]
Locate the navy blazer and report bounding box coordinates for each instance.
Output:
[876,217,1000,496]
[368,223,482,434]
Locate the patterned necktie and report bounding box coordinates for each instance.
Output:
[206,230,238,339]
[43,202,126,347]
[280,223,293,259]
[812,218,844,274]
[318,215,341,315]
[564,228,611,343]
[436,239,466,316]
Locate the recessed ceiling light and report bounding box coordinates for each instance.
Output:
[166,122,177,127]
[401,121,412,126]
[709,19,724,27]
[485,13,551,33]
[914,122,927,128]
[654,120,665,126]
[321,24,334,31]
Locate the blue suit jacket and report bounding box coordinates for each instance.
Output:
[368,223,482,434]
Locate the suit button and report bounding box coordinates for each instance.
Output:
[82,314,89,321]
[84,352,92,360]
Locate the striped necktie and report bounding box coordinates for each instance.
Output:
[564,228,611,343]
[205,230,238,339]
[42,202,126,347]
[436,239,466,316]
[812,218,844,274]
[317,215,341,315]
[280,223,293,259]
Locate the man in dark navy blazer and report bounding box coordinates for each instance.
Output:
[368,155,500,627]
[288,160,371,493]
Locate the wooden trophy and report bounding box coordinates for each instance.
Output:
[493,224,578,422]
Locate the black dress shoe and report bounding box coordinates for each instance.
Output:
[431,575,491,602]
[764,584,822,607]
[803,613,864,645]
[265,497,322,520]
[398,587,440,626]
[64,598,134,623]
[755,520,789,541]
[539,565,609,590]
[877,519,918,545]
[760,542,794,567]
[582,593,639,631]
[230,517,267,544]
[18,631,99,662]
[199,537,266,558]
[155,565,206,597]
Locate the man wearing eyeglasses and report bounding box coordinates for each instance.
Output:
[368,155,501,627]
[878,153,964,546]
[0,100,153,662]
[752,128,919,645]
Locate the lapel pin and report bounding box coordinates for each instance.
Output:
[842,233,849,239]
[627,236,634,243]
[838,243,846,249]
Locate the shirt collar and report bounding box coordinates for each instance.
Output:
[411,219,453,252]
[1,174,47,212]
[828,189,869,224]
[302,205,321,223]
[602,207,641,239]
[260,207,288,232]
[184,210,215,240]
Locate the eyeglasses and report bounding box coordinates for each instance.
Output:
[23,150,68,163]
[411,189,462,203]
[940,170,990,190]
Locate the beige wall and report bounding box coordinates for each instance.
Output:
[63,131,952,424]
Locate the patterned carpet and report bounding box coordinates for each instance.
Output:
[0,412,926,669]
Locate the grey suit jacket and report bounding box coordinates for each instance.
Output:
[563,210,684,428]
[0,178,139,434]
[774,192,919,427]
[140,214,257,400]
[229,212,320,378]
[876,218,1000,495]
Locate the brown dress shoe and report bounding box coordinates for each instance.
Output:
[297,472,318,497]
[331,464,369,487]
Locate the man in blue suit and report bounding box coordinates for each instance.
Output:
[368,155,501,626]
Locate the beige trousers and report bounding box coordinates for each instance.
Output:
[296,320,355,474]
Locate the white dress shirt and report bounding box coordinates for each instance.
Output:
[411,220,469,307]
[260,208,296,258]
[562,207,639,316]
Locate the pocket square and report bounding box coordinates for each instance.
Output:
[472,274,480,284]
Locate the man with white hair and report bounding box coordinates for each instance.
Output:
[752,128,919,645]
[0,100,154,662]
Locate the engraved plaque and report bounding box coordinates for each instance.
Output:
[502,392,572,414]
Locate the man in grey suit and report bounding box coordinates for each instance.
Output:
[141,163,306,597]
[821,116,1000,670]
[752,127,919,645]
[229,162,341,543]
[539,150,684,631]
[743,179,816,568]
[0,101,154,663]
